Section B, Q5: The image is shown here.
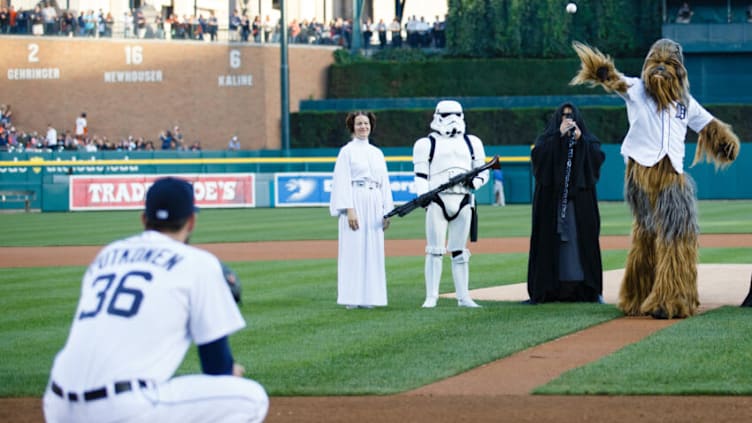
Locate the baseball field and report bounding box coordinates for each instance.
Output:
[1,201,751,422]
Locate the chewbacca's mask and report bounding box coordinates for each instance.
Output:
[641,39,689,111]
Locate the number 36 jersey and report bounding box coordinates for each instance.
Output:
[49,230,245,391]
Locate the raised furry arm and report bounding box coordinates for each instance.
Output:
[569,41,629,94]
[693,119,740,170]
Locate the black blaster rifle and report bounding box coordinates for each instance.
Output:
[385,155,499,219]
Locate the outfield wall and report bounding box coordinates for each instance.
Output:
[0,37,336,151]
[1,143,749,212]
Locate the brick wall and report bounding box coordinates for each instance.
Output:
[0,37,335,150]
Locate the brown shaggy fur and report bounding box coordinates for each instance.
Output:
[622,159,700,318]
[618,221,656,316]
[695,119,740,169]
[571,39,740,319]
[640,39,690,111]
[570,41,629,94]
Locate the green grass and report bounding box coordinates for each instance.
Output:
[0,200,750,397]
[537,306,752,395]
[1,200,750,246]
[0,256,624,396]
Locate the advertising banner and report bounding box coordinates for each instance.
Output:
[70,173,255,210]
[274,172,415,207]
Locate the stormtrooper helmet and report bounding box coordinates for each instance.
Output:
[430,100,465,137]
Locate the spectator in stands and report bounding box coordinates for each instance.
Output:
[0,127,7,151]
[240,13,250,42]
[123,10,133,37]
[376,19,387,48]
[362,18,373,49]
[45,123,57,149]
[1,8,9,34]
[173,126,184,146]
[62,11,75,36]
[289,18,301,43]
[63,132,77,150]
[263,15,274,42]
[676,2,693,24]
[747,4,752,22]
[229,10,241,41]
[343,18,352,48]
[160,130,174,150]
[75,11,84,36]
[405,15,417,47]
[84,137,97,152]
[417,16,431,47]
[433,15,446,48]
[104,12,114,37]
[7,127,18,149]
[30,5,43,36]
[75,112,87,137]
[42,2,57,35]
[84,9,96,37]
[0,104,11,125]
[208,11,218,41]
[8,5,17,34]
[252,15,262,42]
[16,7,28,34]
[228,135,240,151]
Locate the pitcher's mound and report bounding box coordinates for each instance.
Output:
[443,264,752,307]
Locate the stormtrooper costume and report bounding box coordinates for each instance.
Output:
[412,100,489,308]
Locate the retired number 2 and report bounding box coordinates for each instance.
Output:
[79,271,153,319]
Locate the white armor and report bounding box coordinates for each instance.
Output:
[412,100,489,308]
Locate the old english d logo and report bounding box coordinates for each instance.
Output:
[675,103,687,119]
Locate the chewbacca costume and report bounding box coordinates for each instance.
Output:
[570,39,740,319]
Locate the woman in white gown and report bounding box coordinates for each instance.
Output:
[329,111,394,309]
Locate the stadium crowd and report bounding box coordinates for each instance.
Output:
[0,2,448,49]
[0,105,231,153]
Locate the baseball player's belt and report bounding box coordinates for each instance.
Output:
[51,379,148,402]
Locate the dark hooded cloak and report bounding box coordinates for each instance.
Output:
[526,103,605,303]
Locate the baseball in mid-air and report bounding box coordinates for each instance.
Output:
[566,2,578,14]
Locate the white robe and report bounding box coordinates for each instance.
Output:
[329,138,394,306]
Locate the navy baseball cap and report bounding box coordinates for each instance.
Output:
[145,177,198,222]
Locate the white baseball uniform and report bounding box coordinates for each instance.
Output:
[43,230,268,423]
[618,76,714,174]
[75,116,87,136]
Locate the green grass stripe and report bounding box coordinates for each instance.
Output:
[1,201,750,246]
[536,307,752,395]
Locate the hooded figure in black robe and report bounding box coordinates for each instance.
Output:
[742,275,752,307]
[526,103,605,303]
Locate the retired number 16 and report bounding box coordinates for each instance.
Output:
[125,46,144,65]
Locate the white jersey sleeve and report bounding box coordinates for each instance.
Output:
[687,95,714,133]
[189,252,246,345]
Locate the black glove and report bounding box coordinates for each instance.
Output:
[221,262,242,305]
[464,177,478,190]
